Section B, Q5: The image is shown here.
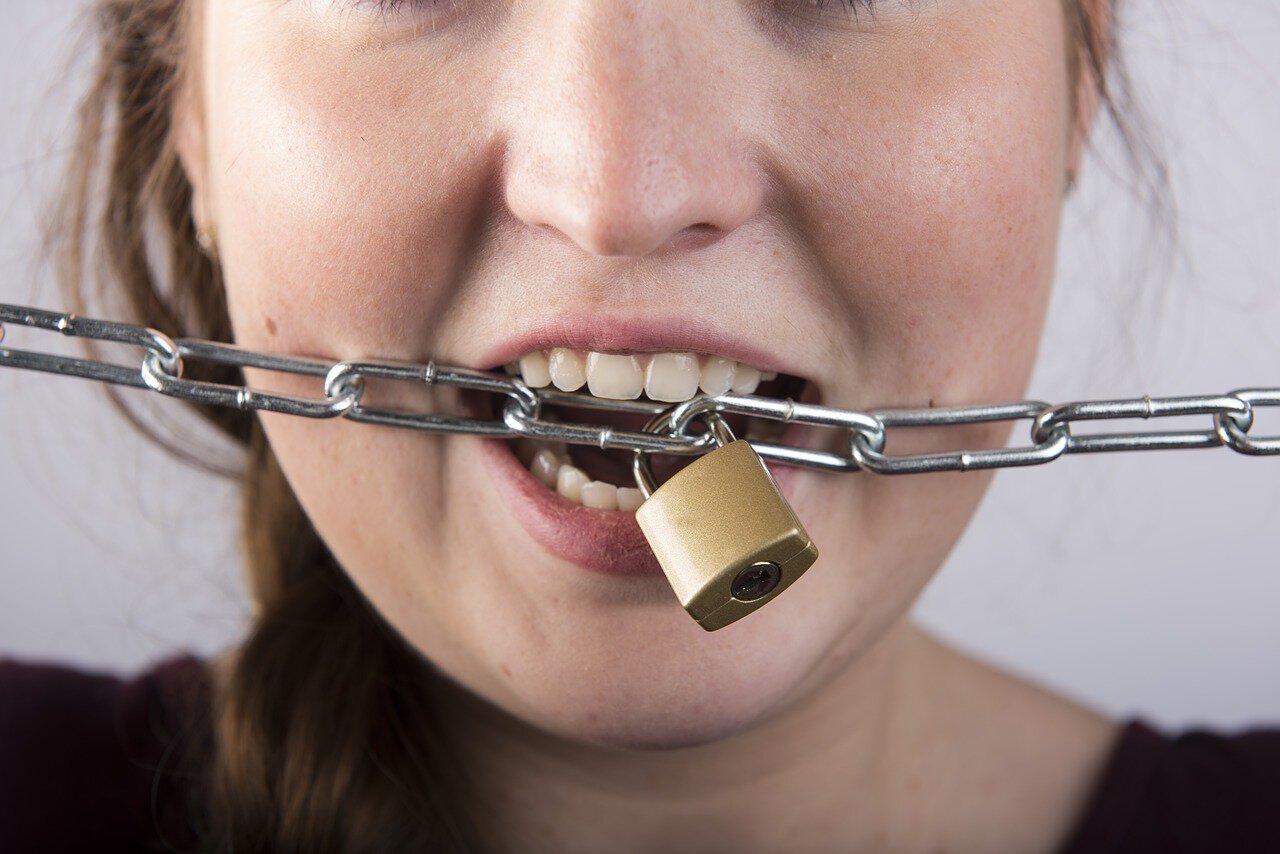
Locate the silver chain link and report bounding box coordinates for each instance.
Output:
[2,302,1277,474]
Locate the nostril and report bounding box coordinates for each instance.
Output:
[668,222,723,253]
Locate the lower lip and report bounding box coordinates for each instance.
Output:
[476,426,807,578]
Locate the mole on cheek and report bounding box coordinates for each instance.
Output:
[265,315,278,336]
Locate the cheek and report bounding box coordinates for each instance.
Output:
[200,16,514,672]
[780,13,1069,409]
[252,411,478,653]
[204,17,498,361]
[771,11,1071,646]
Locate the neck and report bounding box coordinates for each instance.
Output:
[444,620,960,852]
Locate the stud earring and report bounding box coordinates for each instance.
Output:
[195,224,218,261]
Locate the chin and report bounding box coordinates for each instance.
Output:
[466,583,847,751]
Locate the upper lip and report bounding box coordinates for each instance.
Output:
[473,312,809,382]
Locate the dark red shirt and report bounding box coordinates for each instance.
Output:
[0,655,210,852]
[1,655,1278,852]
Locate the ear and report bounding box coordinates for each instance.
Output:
[1065,0,1110,185]
[171,7,211,234]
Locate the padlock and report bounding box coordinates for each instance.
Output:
[633,412,818,631]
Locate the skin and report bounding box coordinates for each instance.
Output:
[177,0,1117,849]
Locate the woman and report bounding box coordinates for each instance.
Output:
[2,0,1277,851]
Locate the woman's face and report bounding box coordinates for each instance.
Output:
[182,0,1083,747]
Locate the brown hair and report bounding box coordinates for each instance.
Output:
[55,2,1134,849]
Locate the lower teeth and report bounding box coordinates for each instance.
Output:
[517,439,645,512]
[515,414,786,512]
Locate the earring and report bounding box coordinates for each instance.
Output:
[196,223,219,261]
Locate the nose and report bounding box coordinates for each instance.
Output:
[501,4,764,258]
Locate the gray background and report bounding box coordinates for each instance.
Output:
[1,3,1277,731]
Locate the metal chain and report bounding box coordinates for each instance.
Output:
[2,302,1277,474]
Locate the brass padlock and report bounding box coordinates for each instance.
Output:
[633,413,818,631]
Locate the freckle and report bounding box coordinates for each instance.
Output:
[265,316,278,335]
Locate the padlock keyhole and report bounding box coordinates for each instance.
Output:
[731,561,782,602]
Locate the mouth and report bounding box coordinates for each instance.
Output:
[468,335,822,577]
[499,349,812,507]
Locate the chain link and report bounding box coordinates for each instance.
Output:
[3,302,1278,473]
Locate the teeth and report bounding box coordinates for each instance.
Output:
[699,356,737,396]
[530,448,562,488]
[548,348,586,391]
[512,348,784,403]
[510,348,795,511]
[586,353,644,400]
[580,480,618,510]
[616,487,645,512]
[731,364,761,395]
[519,351,551,388]
[645,352,700,402]
[556,465,589,502]
[514,439,653,513]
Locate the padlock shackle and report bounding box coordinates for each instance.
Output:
[633,408,735,499]
[708,414,735,447]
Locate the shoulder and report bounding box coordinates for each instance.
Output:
[1059,717,1280,854]
[0,654,211,852]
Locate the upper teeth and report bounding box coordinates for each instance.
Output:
[510,350,777,401]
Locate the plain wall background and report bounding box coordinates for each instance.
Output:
[1,2,1277,732]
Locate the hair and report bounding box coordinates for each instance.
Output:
[53,1,1140,850]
